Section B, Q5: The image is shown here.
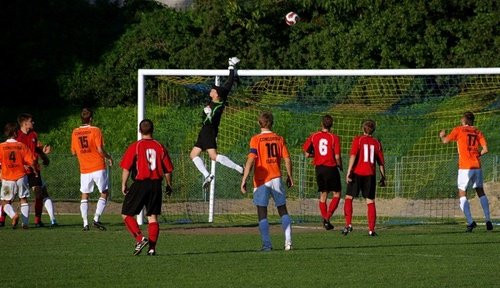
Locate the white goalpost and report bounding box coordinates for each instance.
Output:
[137,68,500,224]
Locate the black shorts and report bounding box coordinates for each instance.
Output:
[194,126,217,150]
[121,179,163,216]
[346,174,376,200]
[27,171,43,187]
[315,165,341,192]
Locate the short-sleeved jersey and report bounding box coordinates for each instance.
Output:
[248,131,290,187]
[302,131,341,167]
[447,126,486,169]
[350,135,384,176]
[120,139,174,181]
[0,139,34,181]
[16,130,39,159]
[71,125,106,174]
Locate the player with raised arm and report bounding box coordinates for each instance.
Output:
[439,112,492,232]
[190,57,243,190]
[241,112,293,251]
[303,115,343,230]
[121,119,173,256]
[15,113,57,227]
[71,108,113,231]
[343,120,385,236]
[0,123,36,229]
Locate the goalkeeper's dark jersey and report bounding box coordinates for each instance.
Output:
[201,69,235,138]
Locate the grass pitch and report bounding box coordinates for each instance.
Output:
[3,215,500,287]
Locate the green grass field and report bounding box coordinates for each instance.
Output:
[3,215,500,287]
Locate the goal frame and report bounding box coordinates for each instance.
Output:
[137,67,500,224]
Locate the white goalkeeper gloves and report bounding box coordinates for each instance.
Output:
[228,57,240,70]
[204,106,212,120]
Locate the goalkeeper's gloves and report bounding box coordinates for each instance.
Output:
[228,57,240,69]
[379,176,386,187]
[204,106,212,119]
[165,185,173,197]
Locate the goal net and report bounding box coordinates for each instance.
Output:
[138,68,500,225]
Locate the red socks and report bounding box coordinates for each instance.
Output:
[148,222,160,250]
[124,216,143,242]
[327,197,340,219]
[319,201,328,220]
[34,197,43,224]
[367,202,376,232]
[344,198,353,226]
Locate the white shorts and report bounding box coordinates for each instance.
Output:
[253,177,287,207]
[457,169,483,191]
[1,176,30,201]
[80,169,109,193]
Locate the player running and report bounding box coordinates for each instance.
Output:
[0,123,37,229]
[241,111,293,251]
[71,108,113,231]
[439,112,492,232]
[15,113,57,227]
[120,119,173,256]
[190,57,243,190]
[303,115,343,230]
[343,120,386,236]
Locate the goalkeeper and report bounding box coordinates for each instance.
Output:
[343,120,386,237]
[190,57,244,190]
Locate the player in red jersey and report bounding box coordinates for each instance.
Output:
[303,115,343,230]
[71,108,113,231]
[241,112,293,251]
[343,120,385,236]
[0,123,37,229]
[190,57,243,190]
[121,119,173,256]
[13,113,57,227]
[439,112,492,232]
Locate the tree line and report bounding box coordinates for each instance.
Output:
[1,0,498,107]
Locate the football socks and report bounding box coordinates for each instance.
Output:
[327,196,340,219]
[319,201,328,220]
[3,203,15,218]
[479,195,490,221]
[258,218,272,248]
[367,202,376,232]
[215,154,243,174]
[148,222,160,250]
[20,203,30,226]
[124,216,143,242]
[459,196,473,225]
[43,197,56,223]
[281,214,292,245]
[80,199,89,226]
[192,156,210,178]
[94,197,107,222]
[344,198,353,226]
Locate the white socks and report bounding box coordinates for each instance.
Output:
[259,219,271,248]
[20,203,29,226]
[43,197,56,223]
[94,197,107,222]
[479,195,490,221]
[80,199,89,226]
[192,156,210,178]
[3,203,15,218]
[281,214,292,245]
[459,196,473,225]
[215,154,243,174]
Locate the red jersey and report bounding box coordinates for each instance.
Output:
[16,129,39,158]
[120,139,174,181]
[350,135,384,176]
[302,131,341,167]
[248,131,289,187]
[447,126,486,169]
[0,139,34,181]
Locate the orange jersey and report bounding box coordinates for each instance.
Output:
[447,126,486,169]
[71,125,106,173]
[248,131,290,187]
[0,139,34,181]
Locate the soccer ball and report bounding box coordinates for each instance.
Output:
[285,12,299,26]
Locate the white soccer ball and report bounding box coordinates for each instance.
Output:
[285,11,299,26]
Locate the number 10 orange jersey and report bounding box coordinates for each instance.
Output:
[71,125,106,174]
[248,131,290,187]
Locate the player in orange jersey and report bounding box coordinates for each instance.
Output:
[71,108,113,231]
[439,112,492,232]
[241,112,293,251]
[303,115,343,230]
[0,123,37,229]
